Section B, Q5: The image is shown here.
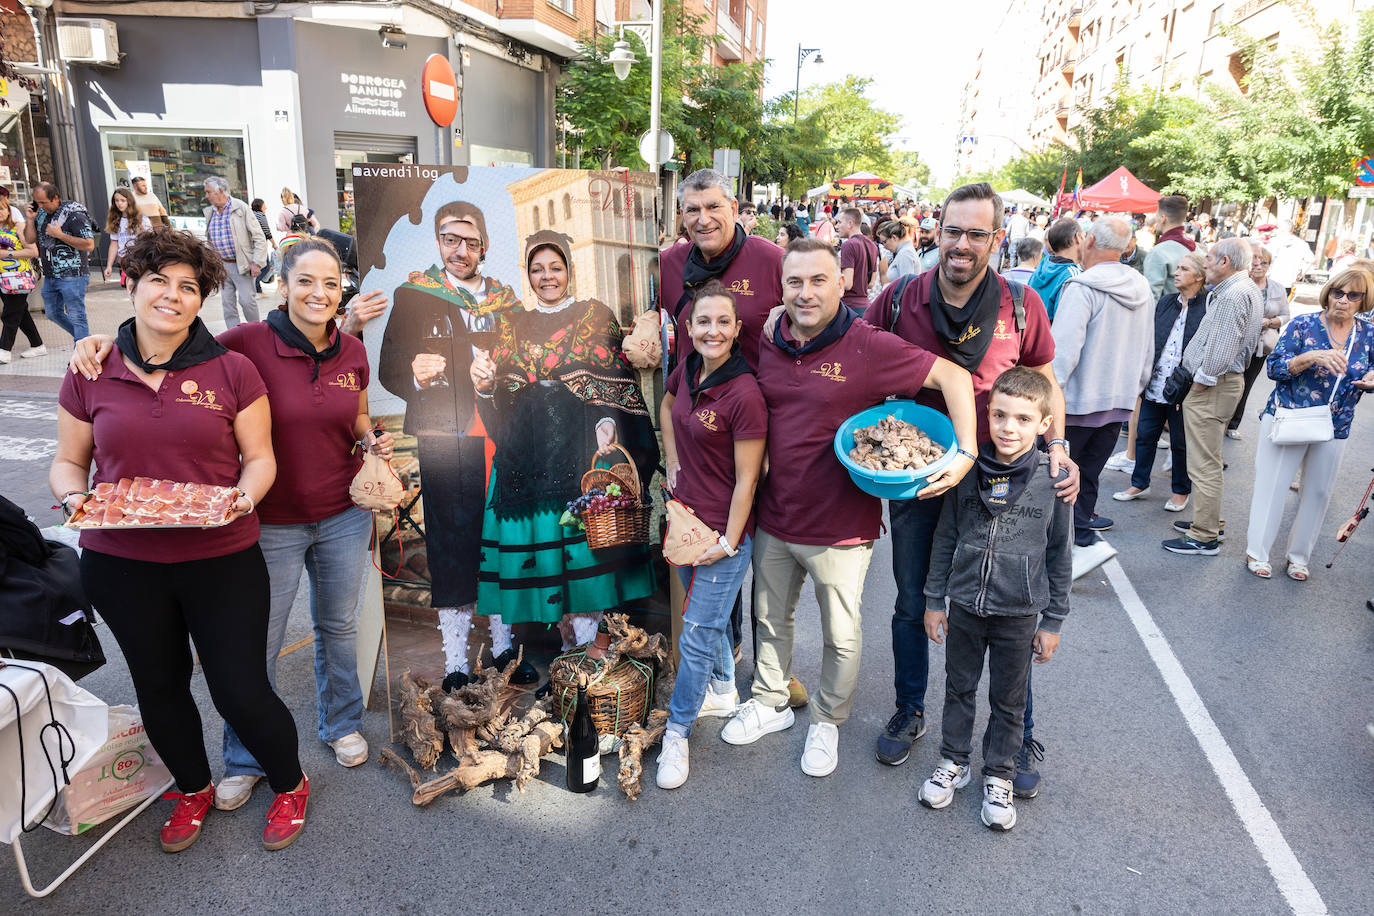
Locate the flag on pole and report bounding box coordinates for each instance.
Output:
[1072,169,1083,209]
[1053,167,1067,217]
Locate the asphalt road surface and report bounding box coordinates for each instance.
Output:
[3,372,1372,915]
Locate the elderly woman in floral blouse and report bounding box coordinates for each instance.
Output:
[1244,268,1374,581]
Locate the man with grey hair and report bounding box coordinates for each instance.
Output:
[1051,216,1156,575]
[1003,237,1043,285]
[203,176,269,327]
[661,168,783,373]
[1163,236,1263,555]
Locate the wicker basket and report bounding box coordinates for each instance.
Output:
[549,648,652,737]
[578,443,650,550]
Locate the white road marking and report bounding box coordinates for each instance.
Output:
[0,398,57,420]
[0,435,57,461]
[1103,559,1328,916]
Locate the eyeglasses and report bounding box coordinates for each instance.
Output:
[439,234,482,251]
[1330,288,1365,303]
[939,226,996,248]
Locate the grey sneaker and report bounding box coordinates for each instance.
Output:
[981,776,1017,830]
[875,705,926,766]
[918,758,971,809]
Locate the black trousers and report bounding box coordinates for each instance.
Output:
[1227,353,1268,431]
[1067,422,1122,546]
[938,604,1038,780]
[0,291,42,352]
[417,435,486,608]
[80,545,303,793]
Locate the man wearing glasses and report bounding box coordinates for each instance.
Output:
[864,182,1079,799]
[378,201,525,691]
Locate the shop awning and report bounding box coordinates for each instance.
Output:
[1075,166,1161,212]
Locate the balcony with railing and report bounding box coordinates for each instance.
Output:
[715,8,744,60]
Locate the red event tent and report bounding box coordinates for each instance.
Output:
[1072,166,1162,212]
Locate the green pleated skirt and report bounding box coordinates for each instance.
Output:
[475,473,656,625]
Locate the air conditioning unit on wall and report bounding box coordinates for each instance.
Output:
[56,18,120,66]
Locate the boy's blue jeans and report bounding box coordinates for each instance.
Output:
[666,535,752,739]
[223,506,372,776]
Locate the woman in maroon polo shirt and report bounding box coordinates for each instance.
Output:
[69,238,395,813]
[50,227,309,853]
[654,280,767,790]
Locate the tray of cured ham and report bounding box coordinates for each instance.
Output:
[65,476,239,529]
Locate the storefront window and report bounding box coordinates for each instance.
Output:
[334,138,415,234]
[0,114,30,200]
[105,132,247,231]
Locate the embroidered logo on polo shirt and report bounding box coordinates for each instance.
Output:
[729,279,754,296]
[695,408,720,431]
[176,379,223,412]
[951,325,982,345]
[811,361,846,383]
[330,371,361,392]
[994,319,1013,340]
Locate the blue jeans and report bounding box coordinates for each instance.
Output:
[40,274,89,341]
[666,535,752,738]
[1131,398,1192,495]
[223,506,373,776]
[890,495,1036,738]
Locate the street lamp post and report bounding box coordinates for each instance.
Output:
[794,45,823,123]
[608,3,664,176]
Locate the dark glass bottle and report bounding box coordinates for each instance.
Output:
[565,678,600,793]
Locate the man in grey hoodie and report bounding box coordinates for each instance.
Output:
[1051,216,1156,576]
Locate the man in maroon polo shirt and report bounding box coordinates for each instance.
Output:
[863,181,1080,799]
[660,169,784,372]
[838,207,880,316]
[719,237,979,779]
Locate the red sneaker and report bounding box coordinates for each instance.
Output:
[262,773,309,851]
[160,786,214,853]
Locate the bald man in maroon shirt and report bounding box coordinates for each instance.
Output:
[718,238,979,779]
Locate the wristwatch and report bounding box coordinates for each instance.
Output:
[718,535,738,557]
[1047,437,1070,456]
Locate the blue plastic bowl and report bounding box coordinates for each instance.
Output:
[833,400,958,500]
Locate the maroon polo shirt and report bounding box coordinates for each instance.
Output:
[756,316,937,545]
[219,320,369,525]
[58,348,267,562]
[840,235,880,312]
[866,268,1055,442]
[660,235,785,371]
[666,359,768,536]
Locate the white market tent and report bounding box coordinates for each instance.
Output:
[1000,188,1053,209]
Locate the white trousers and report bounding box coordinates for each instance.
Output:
[1244,413,1348,568]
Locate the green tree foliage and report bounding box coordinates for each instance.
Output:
[793,76,902,182]
[889,150,932,189]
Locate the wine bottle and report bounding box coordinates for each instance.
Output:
[565,676,600,793]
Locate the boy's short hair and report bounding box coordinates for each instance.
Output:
[990,366,1053,419]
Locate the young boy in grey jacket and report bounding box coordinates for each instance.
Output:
[918,366,1072,831]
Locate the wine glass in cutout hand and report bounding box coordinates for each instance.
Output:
[423,313,453,388]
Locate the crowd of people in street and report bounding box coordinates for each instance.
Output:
[27,162,1374,855]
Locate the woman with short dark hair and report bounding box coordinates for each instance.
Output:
[51,227,309,853]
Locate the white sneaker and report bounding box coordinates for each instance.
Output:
[19,345,46,359]
[720,698,795,746]
[918,758,971,809]
[981,776,1018,830]
[800,722,840,777]
[698,684,739,718]
[213,773,261,811]
[328,731,369,767]
[1104,451,1135,473]
[655,732,689,789]
[1072,540,1118,580]
[0,349,9,364]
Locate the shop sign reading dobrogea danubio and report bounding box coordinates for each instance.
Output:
[341,72,409,119]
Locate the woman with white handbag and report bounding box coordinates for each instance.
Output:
[1244,268,1374,580]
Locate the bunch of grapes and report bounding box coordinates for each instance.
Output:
[565,486,638,519]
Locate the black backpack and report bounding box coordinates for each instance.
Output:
[0,495,104,680]
[288,206,314,235]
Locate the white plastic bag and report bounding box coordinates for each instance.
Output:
[43,705,171,835]
[0,661,108,844]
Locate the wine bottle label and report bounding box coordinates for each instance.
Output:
[583,754,601,784]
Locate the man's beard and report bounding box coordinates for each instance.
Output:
[445,256,480,281]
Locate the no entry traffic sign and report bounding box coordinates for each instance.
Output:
[422,54,459,127]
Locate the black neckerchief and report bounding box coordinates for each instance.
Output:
[677,224,748,316]
[771,304,854,358]
[267,308,340,381]
[975,441,1039,516]
[928,267,1001,370]
[686,348,751,400]
[114,316,226,373]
